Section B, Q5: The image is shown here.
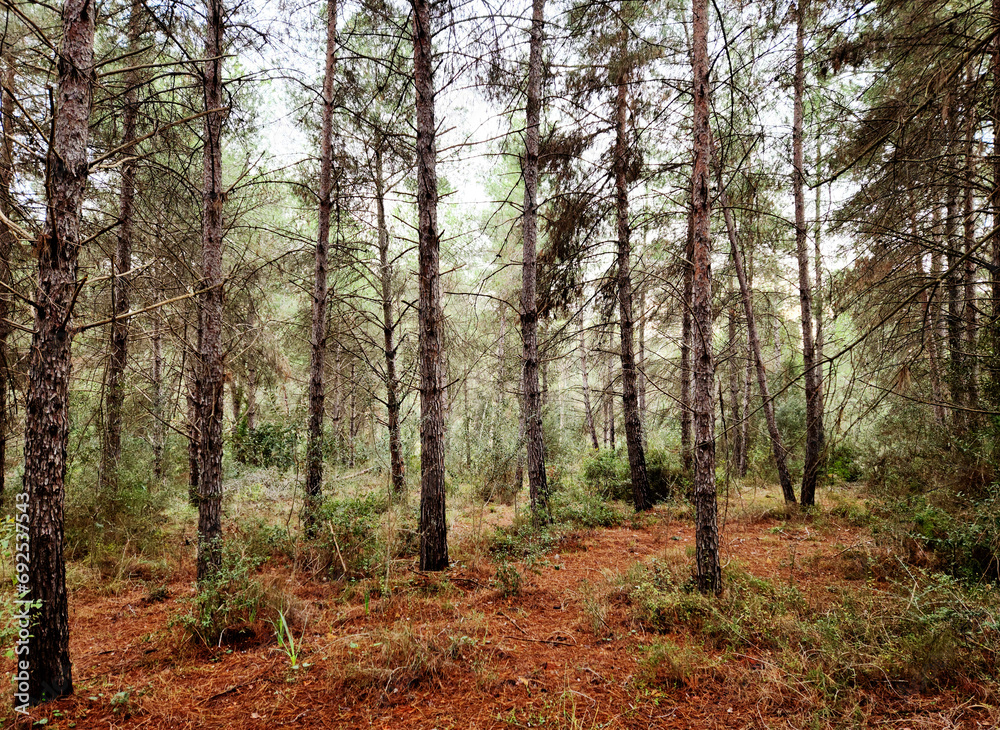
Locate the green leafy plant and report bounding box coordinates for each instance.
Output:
[271,609,304,669]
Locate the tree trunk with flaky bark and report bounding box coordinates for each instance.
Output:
[793,1,822,506]
[991,0,1000,401]
[305,0,338,535]
[196,0,226,582]
[0,60,15,503]
[376,147,405,496]
[614,66,651,512]
[691,0,721,594]
[25,0,96,703]
[681,217,693,475]
[101,0,142,494]
[719,182,796,503]
[414,0,448,571]
[521,0,549,521]
[579,326,599,450]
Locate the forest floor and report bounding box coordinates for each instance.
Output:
[5,482,998,729]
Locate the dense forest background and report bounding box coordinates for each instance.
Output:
[2,0,1000,725]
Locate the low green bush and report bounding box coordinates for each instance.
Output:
[233,420,296,469]
[316,493,388,578]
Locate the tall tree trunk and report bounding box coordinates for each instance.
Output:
[813,136,825,456]
[414,0,448,571]
[0,60,15,503]
[680,216,693,474]
[24,0,95,703]
[100,0,141,494]
[691,0,721,594]
[946,178,964,426]
[638,285,647,422]
[614,66,650,512]
[727,303,742,475]
[376,147,405,496]
[991,0,1000,403]
[196,0,226,582]
[305,0,337,535]
[186,352,200,505]
[579,325,599,450]
[719,181,796,503]
[963,119,979,419]
[740,343,752,476]
[521,0,549,521]
[152,324,164,486]
[793,0,822,506]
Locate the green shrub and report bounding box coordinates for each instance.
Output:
[581,449,629,500]
[826,441,862,482]
[174,542,269,646]
[233,420,296,469]
[316,493,388,578]
[549,482,623,528]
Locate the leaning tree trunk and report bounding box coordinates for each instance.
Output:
[0,60,15,504]
[614,66,651,512]
[196,0,226,582]
[305,0,338,535]
[793,0,822,506]
[521,0,549,521]
[376,147,405,497]
[718,180,796,503]
[25,0,95,703]
[691,0,721,594]
[100,0,142,494]
[414,0,448,571]
[579,325,600,450]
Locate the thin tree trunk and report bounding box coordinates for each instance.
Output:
[349,361,357,468]
[813,136,825,457]
[963,119,979,418]
[681,215,693,474]
[916,212,947,425]
[992,0,1000,399]
[946,179,964,425]
[691,0,721,594]
[24,0,95,702]
[579,326,599,450]
[186,353,200,505]
[614,63,650,512]
[100,0,141,494]
[521,0,549,520]
[0,60,15,503]
[793,0,822,506]
[152,324,164,486]
[376,147,405,496]
[719,182,796,503]
[414,0,448,571]
[740,343,752,476]
[305,0,337,535]
[638,285,646,422]
[727,303,742,475]
[196,0,226,582]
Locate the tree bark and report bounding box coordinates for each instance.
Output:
[376,147,405,496]
[0,60,15,503]
[793,1,822,506]
[305,0,337,535]
[414,0,448,571]
[991,0,1000,400]
[100,0,141,494]
[25,0,96,703]
[719,182,796,503]
[196,0,226,582]
[963,118,979,419]
[681,215,693,474]
[579,326,599,450]
[521,0,549,521]
[691,0,721,594]
[813,136,825,457]
[614,65,651,512]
